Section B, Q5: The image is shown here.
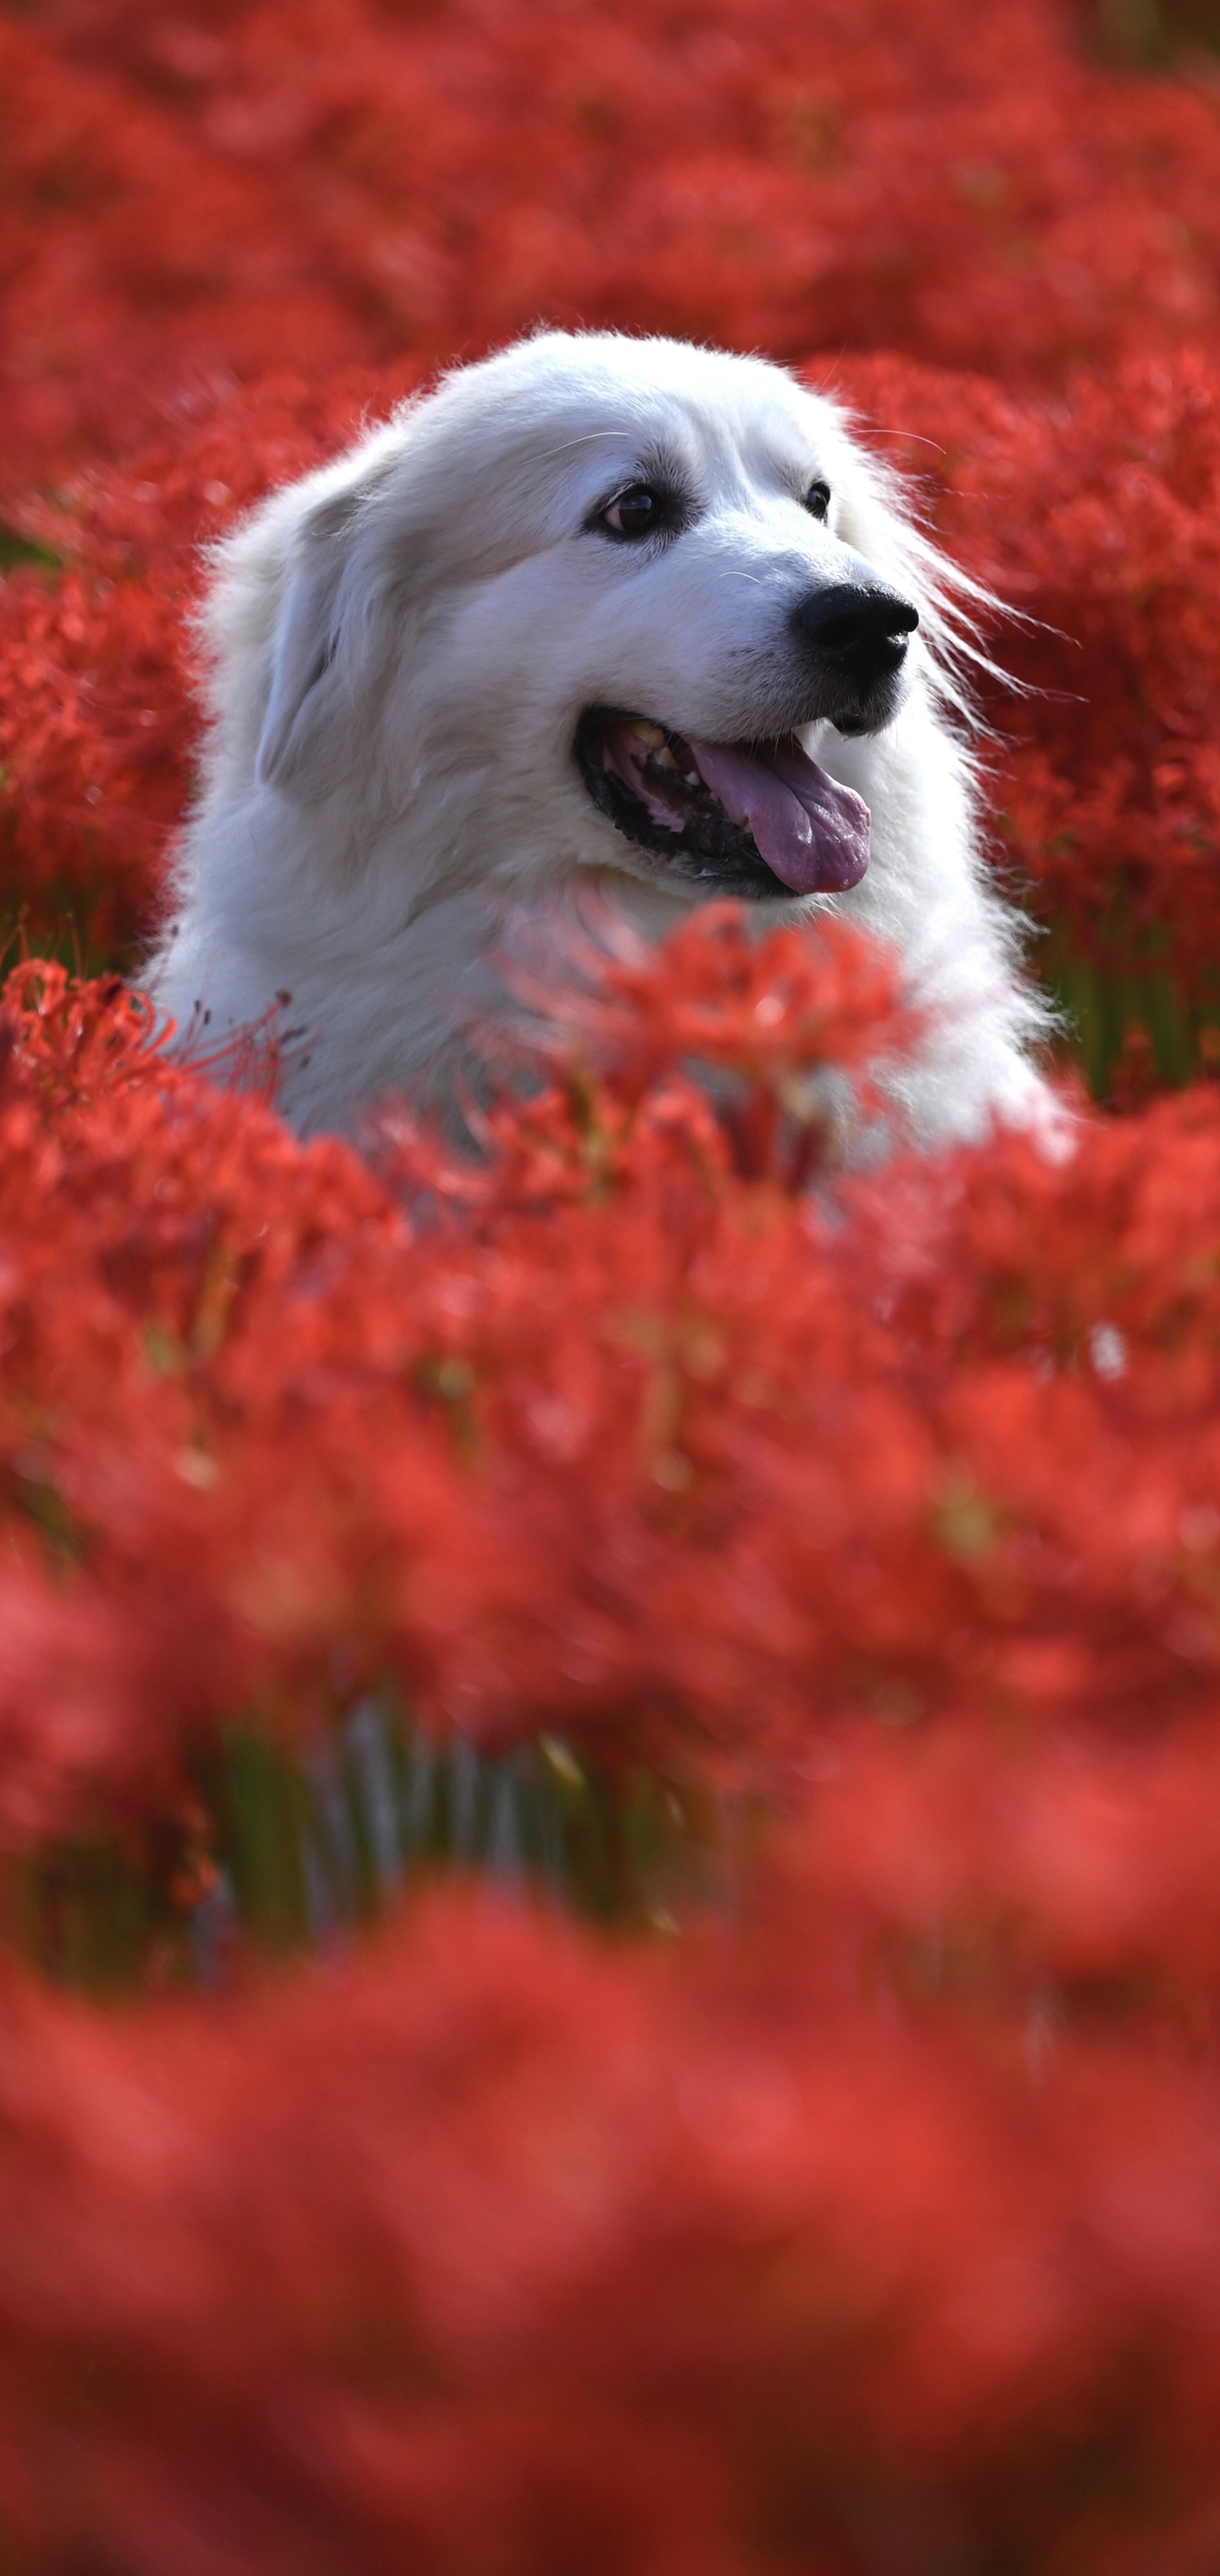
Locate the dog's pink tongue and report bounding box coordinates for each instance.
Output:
[688,736,870,893]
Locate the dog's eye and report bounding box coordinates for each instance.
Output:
[600,485,663,538]
[804,480,832,522]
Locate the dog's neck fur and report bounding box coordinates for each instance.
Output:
[157,691,1047,1148]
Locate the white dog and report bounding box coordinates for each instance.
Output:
[150,330,1052,1145]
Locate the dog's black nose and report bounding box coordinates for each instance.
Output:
[795,584,919,660]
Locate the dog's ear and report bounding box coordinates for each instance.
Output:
[256,466,393,797]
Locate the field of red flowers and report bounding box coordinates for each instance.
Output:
[4,1,1220,2568]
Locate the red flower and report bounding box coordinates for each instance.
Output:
[5,8,1220,2558]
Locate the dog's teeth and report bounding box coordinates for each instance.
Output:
[652,745,680,770]
[630,721,666,748]
[682,769,699,786]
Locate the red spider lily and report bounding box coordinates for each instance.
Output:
[4,0,1220,493]
[829,346,1220,1012]
[0,922,1217,1835]
[5,4,1220,2556]
[3,1885,1220,2574]
[2,797,1220,2575]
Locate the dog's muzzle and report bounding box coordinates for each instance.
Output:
[574,586,917,898]
[793,583,918,734]
[576,710,871,900]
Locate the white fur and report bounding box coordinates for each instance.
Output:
[149,330,1055,1146]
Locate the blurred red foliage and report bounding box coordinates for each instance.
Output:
[0,911,1217,1875]
[5,0,1220,487]
[0,366,421,957]
[833,346,1220,996]
[5,1,1220,2559]
[0,920,913,1844]
[7,1847,1220,2572]
[0,916,1217,2564]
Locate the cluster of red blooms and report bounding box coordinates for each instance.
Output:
[1,922,1220,2565]
[7,0,1220,2562]
[834,346,1220,1007]
[0,366,421,959]
[5,0,1220,485]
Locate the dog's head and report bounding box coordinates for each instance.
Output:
[227,333,929,913]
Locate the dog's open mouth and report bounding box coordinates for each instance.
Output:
[576,708,870,900]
